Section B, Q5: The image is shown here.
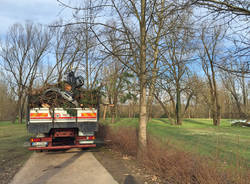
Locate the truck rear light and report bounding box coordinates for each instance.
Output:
[30,138,41,142]
[78,136,95,144]
[87,136,95,140]
[77,136,95,140]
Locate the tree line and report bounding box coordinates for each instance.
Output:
[0,0,249,157]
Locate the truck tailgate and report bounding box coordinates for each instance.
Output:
[29,108,98,123]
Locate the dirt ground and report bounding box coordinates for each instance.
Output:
[0,149,30,184]
[94,146,163,184]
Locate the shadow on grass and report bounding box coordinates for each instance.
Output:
[153,118,212,127]
[183,119,212,127]
[154,118,171,124]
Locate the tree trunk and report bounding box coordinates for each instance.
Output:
[111,106,115,123]
[208,108,211,119]
[17,90,23,124]
[154,95,169,117]
[18,101,23,124]
[147,71,157,120]
[103,105,107,120]
[168,91,176,120]
[128,103,131,118]
[85,27,89,90]
[182,93,193,118]
[147,48,159,121]
[233,94,246,119]
[211,60,221,126]
[138,81,147,155]
[215,101,221,126]
[132,102,136,118]
[137,0,147,159]
[111,95,118,123]
[210,92,221,126]
[147,92,153,120]
[154,94,173,123]
[176,85,182,125]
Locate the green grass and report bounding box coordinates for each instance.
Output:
[103,118,250,167]
[0,121,32,183]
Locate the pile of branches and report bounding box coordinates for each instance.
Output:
[231,120,250,127]
[29,72,100,110]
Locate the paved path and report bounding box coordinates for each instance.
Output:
[11,149,118,184]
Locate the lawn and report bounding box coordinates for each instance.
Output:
[0,121,32,184]
[103,118,250,168]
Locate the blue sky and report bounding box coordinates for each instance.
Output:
[0,0,72,36]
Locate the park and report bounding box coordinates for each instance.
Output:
[0,0,249,184]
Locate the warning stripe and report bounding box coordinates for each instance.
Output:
[30,117,96,119]
[30,113,49,118]
[81,113,97,118]
[30,113,97,119]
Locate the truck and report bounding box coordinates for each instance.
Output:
[26,71,100,151]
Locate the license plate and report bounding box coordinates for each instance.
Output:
[79,140,94,144]
[32,142,48,147]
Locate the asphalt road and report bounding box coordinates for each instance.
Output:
[10,149,118,184]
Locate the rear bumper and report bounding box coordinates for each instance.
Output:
[29,144,96,150]
[27,122,98,135]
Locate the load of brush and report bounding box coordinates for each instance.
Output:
[29,71,100,111]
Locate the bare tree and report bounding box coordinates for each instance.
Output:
[193,0,250,75]
[57,0,192,156]
[86,0,150,153]
[101,25,136,123]
[154,81,175,123]
[146,0,169,120]
[50,25,84,82]
[0,22,51,123]
[194,0,250,16]
[103,63,135,123]
[74,9,103,90]
[220,62,249,120]
[182,75,204,118]
[54,0,103,89]
[199,25,225,126]
[156,10,194,125]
